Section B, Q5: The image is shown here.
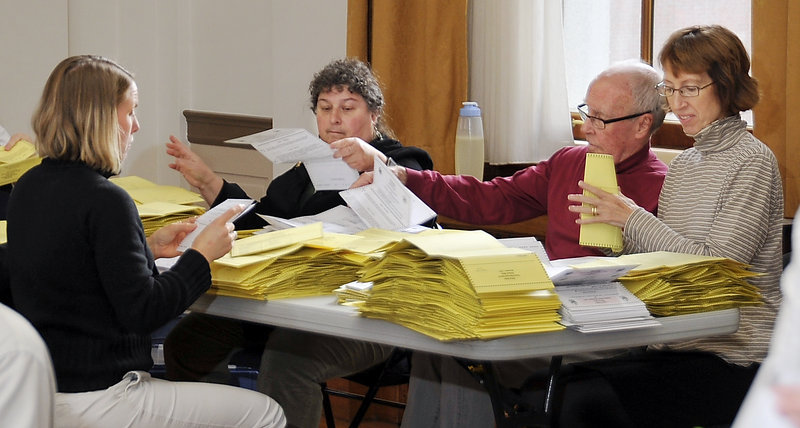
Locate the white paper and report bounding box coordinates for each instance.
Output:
[339,156,436,231]
[226,128,358,190]
[499,237,550,266]
[304,157,361,191]
[339,280,374,292]
[555,282,658,333]
[259,205,370,235]
[177,199,254,251]
[155,255,179,272]
[545,257,638,286]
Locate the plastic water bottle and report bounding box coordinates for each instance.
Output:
[454,101,485,179]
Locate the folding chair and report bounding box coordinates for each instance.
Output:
[321,348,410,428]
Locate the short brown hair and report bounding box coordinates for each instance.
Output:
[658,25,758,114]
[32,55,135,175]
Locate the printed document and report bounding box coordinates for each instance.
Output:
[339,156,436,231]
[226,128,359,190]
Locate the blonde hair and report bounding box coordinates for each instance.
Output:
[32,55,135,175]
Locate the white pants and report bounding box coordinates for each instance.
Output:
[55,371,285,428]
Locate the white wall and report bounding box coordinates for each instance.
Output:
[0,0,347,186]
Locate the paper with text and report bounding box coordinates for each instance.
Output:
[225,128,358,190]
[339,156,436,230]
[259,205,369,234]
[499,236,550,266]
[177,199,254,251]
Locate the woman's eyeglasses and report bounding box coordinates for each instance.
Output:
[656,81,714,97]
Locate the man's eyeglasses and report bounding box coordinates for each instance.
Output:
[576,104,649,130]
[655,81,714,97]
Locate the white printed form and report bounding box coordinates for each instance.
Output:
[177,199,255,252]
[226,128,358,190]
[339,156,436,230]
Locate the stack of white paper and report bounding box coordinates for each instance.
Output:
[556,282,659,333]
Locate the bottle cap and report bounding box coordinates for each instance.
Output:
[460,101,481,117]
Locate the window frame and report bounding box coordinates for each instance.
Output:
[570,0,754,151]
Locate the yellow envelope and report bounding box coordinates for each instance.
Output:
[579,153,623,252]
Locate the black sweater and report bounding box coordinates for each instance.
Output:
[7,159,211,392]
[215,136,434,230]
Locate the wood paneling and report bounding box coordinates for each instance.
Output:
[752,0,800,217]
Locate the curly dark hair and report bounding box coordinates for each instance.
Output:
[308,58,394,139]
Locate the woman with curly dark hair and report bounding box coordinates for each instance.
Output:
[164,58,431,427]
[166,58,431,227]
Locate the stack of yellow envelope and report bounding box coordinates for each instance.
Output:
[0,140,41,186]
[111,176,206,236]
[577,251,761,316]
[357,229,563,341]
[209,223,395,300]
[135,201,205,236]
[110,175,205,205]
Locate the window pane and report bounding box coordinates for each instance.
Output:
[563,0,641,111]
[653,0,752,124]
[653,0,751,65]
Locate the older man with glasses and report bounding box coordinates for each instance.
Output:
[352,59,669,427]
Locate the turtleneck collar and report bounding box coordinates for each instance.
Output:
[691,115,747,154]
[615,142,655,173]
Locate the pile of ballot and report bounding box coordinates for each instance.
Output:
[357,229,563,341]
[545,257,659,332]
[610,251,762,316]
[0,139,41,186]
[555,282,659,333]
[135,202,205,236]
[209,223,397,300]
[110,176,206,236]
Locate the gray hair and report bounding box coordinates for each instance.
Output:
[596,59,666,135]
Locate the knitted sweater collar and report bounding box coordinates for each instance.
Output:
[691,115,747,154]
[615,142,654,173]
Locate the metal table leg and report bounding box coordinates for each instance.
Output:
[455,356,563,428]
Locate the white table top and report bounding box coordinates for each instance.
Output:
[190,293,739,361]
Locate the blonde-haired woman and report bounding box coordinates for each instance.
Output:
[7,55,285,427]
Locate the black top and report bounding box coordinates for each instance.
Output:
[214,135,434,230]
[7,159,212,392]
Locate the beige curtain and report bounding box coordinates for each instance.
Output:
[347,0,468,173]
[752,0,800,217]
[470,0,573,164]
